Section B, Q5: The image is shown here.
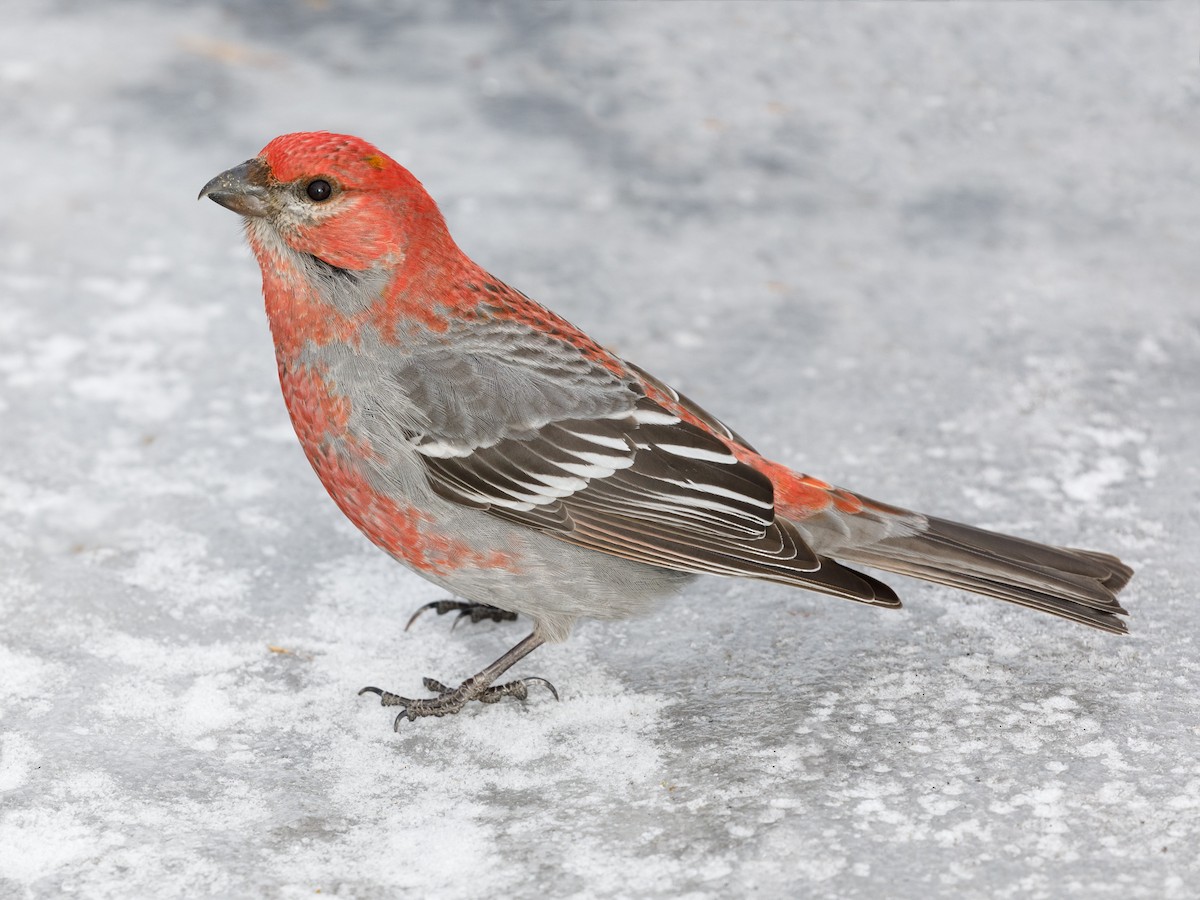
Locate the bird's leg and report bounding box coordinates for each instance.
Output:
[359,631,557,728]
[404,598,519,631]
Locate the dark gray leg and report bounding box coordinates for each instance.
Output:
[359,632,557,728]
[404,599,518,632]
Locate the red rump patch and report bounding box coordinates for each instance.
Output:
[280,364,516,575]
[733,453,842,520]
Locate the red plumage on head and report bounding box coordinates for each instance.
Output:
[256,132,450,270]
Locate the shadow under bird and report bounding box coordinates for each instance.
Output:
[200,132,1133,729]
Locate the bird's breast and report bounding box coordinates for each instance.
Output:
[274,355,516,577]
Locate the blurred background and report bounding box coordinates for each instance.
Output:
[2,2,1198,898]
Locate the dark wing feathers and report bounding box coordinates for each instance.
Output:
[399,334,1130,629]
[625,361,762,453]
[418,392,893,606]
[398,331,891,605]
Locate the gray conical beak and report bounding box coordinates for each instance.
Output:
[199,158,272,218]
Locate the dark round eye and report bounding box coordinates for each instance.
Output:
[306,179,332,202]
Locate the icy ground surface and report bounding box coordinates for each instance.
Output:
[2,2,1199,898]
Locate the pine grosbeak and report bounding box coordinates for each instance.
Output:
[200,132,1132,728]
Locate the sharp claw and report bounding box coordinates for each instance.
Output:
[404,601,439,632]
[363,633,550,727]
[359,686,417,709]
[406,600,518,633]
[523,677,560,702]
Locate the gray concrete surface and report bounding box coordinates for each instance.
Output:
[2,2,1198,897]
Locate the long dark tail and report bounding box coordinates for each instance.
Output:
[840,516,1133,634]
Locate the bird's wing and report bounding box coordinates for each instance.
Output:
[396,324,898,605]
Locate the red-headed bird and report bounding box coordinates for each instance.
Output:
[200,132,1132,728]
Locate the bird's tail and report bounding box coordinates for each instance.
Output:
[837,514,1133,633]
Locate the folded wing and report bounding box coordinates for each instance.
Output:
[397,329,897,606]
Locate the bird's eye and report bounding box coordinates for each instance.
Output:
[306,179,333,202]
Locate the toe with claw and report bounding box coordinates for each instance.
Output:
[405,600,519,632]
[360,631,554,730]
[358,674,558,728]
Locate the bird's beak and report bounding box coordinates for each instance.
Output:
[198,158,273,218]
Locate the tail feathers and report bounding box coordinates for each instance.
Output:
[1071,548,1135,593]
[840,516,1133,634]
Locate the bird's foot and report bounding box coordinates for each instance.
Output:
[405,599,518,632]
[358,675,558,728]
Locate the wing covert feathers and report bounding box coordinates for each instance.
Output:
[420,395,898,606]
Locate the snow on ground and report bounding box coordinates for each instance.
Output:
[2,2,1198,898]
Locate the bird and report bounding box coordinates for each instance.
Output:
[200,131,1133,728]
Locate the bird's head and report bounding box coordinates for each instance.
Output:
[200,132,449,271]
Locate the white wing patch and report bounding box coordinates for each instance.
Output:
[416,391,800,568]
[413,439,476,459]
[641,442,738,464]
[628,406,682,426]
